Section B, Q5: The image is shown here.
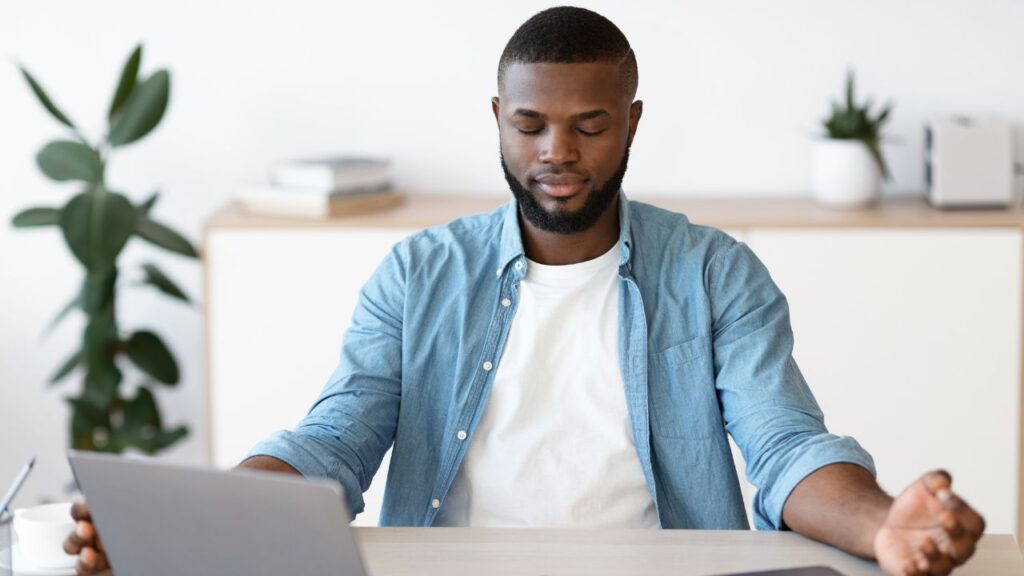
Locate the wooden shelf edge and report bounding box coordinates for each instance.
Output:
[206,195,1024,232]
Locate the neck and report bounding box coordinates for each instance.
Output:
[519,194,621,265]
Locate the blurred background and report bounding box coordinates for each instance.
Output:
[2,0,1023,536]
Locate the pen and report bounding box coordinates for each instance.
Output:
[0,457,35,516]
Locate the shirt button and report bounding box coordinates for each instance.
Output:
[500,298,512,308]
[482,361,493,371]
[457,430,467,440]
[514,260,523,270]
[495,267,502,277]
[431,499,441,509]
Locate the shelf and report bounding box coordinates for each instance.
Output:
[207,194,1024,231]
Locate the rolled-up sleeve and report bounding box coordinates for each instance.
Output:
[246,243,406,519]
[708,239,875,530]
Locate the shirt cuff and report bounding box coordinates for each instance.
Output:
[245,430,366,518]
[245,430,336,479]
[757,435,877,531]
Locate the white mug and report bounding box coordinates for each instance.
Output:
[14,503,78,569]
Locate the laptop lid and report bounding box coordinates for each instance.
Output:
[67,451,367,576]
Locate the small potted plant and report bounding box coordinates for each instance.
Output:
[812,70,893,207]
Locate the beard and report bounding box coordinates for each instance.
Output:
[500,147,630,235]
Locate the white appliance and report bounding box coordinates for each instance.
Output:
[925,116,1016,208]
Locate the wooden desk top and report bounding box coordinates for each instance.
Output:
[354,527,1023,576]
[207,195,1024,231]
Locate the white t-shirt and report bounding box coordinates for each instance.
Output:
[435,241,660,528]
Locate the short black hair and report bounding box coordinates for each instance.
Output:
[497,6,638,99]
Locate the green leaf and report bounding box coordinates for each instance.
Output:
[138,190,159,216]
[50,349,81,384]
[12,206,61,227]
[19,65,76,129]
[862,137,891,181]
[112,429,188,454]
[140,262,190,303]
[82,268,117,314]
[83,362,122,410]
[151,425,188,451]
[113,386,161,452]
[874,102,892,127]
[44,289,82,335]
[36,141,102,183]
[135,215,198,258]
[108,44,143,120]
[124,330,179,385]
[108,70,169,147]
[66,396,113,451]
[121,386,161,432]
[60,190,137,269]
[110,386,186,453]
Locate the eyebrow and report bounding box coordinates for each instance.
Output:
[576,109,610,121]
[511,108,610,120]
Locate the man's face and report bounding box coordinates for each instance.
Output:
[493,62,642,234]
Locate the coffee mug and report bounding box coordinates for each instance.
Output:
[13,503,77,569]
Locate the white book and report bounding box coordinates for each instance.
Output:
[238,181,390,199]
[234,183,402,218]
[271,156,390,192]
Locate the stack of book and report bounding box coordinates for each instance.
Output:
[235,156,403,218]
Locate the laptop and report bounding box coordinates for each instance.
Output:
[67,451,368,576]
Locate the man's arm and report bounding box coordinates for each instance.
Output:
[784,464,985,575]
[708,239,877,530]
[243,242,407,518]
[236,455,302,475]
[783,463,890,556]
[706,239,984,574]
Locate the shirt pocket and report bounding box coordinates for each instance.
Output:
[648,334,720,439]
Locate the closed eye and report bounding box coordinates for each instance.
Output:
[515,127,605,136]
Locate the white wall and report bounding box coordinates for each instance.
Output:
[2,0,1024,508]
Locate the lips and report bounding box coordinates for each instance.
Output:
[535,175,588,198]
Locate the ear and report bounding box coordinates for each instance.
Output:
[626,100,643,147]
[491,97,501,126]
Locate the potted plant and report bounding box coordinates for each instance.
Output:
[812,70,893,207]
[12,44,196,455]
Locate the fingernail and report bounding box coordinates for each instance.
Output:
[75,521,89,538]
[937,489,952,502]
[81,546,96,566]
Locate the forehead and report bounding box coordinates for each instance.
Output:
[500,61,629,114]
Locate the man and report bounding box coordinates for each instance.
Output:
[66,6,984,575]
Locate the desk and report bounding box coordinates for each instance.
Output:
[354,528,1023,575]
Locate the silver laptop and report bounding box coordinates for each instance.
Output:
[68,451,368,576]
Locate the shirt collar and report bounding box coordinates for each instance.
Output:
[497,190,635,276]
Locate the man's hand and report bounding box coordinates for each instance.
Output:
[63,502,111,576]
[874,470,985,575]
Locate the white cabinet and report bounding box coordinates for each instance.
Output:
[206,226,413,525]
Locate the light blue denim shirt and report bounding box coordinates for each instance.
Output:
[248,192,875,530]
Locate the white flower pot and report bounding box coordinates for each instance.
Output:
[811,139,881,208]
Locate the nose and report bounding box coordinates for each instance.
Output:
[538,126,579,166]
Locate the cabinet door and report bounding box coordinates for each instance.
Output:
[743,228,1021,536]
[206,227,412,525]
